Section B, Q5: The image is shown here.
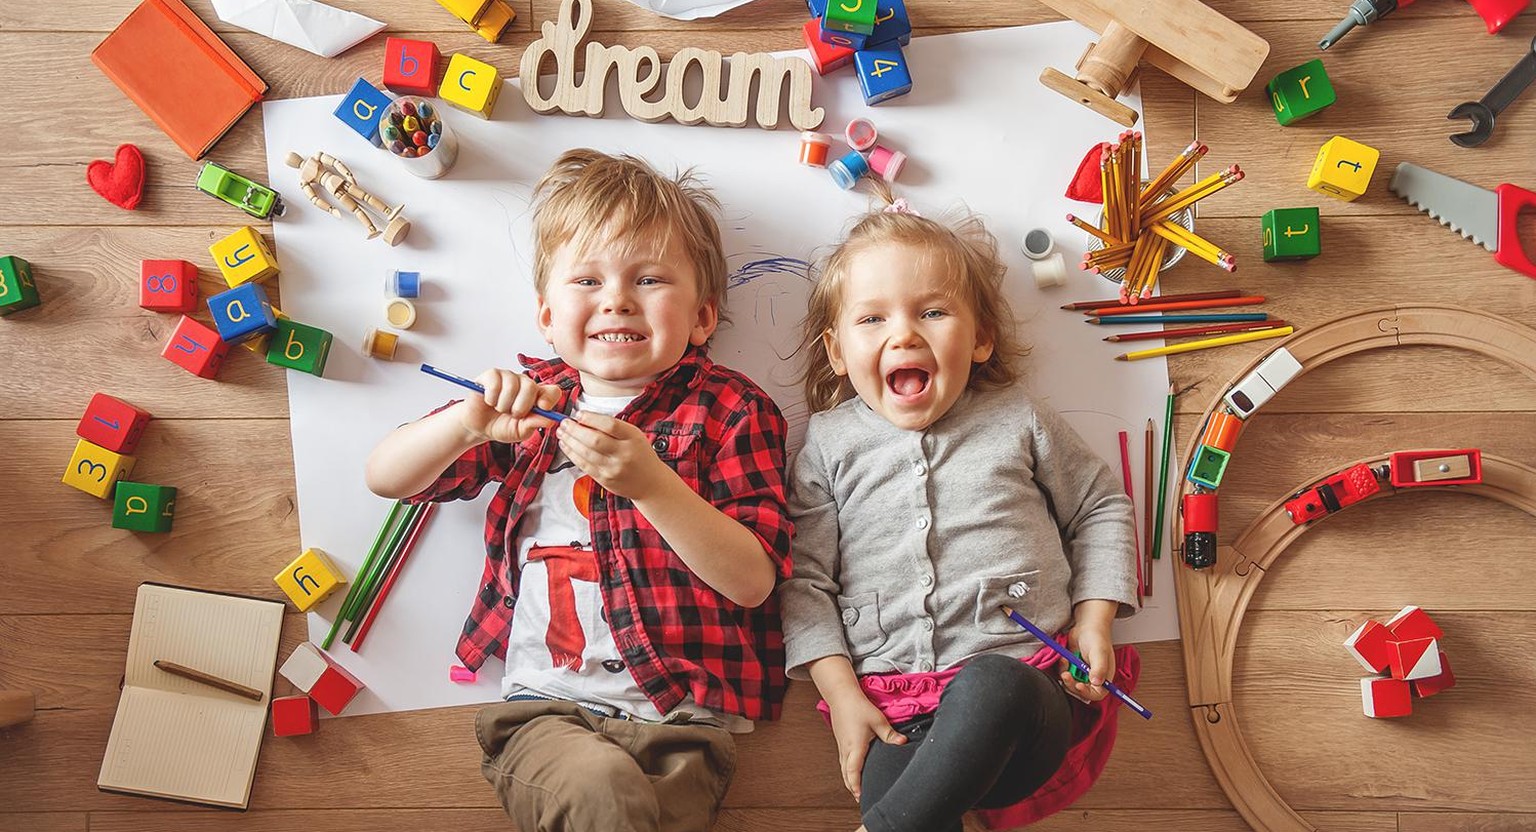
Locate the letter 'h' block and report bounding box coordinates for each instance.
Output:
[334,77,392,146]
[1267,59,1336,126]
[439,53,501,119]
[274,548,346,612]
[1262,207,1321,261]
[210,227,279,288]
[1308,136,1379,202]
[280,643,365,715]
[384,37,441,96]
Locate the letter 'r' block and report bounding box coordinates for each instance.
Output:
[383,37,441,96]
[439,53,501,119]
[78,393,152,454]
[266,319,333,377]
[1307,136,1378,202]
[1262,207,1322,261]
[334,77,392,146]
[112,481,176,532]
[63,438,136,499]
[1267,59,1336,126]
[854,46,913,106]
[161,315,230,379]
[274,548,346,612]
[210,226,279,287]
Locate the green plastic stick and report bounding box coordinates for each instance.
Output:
[1149,385,1176,561]
[323,500,406,649]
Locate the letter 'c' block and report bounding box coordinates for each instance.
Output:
[274,548,347,612]
[439,53,501,119]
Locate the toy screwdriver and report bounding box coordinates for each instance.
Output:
[1319,0,1410,49]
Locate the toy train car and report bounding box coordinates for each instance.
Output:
[1388,449,1483,488]
[1284,462,1382,524]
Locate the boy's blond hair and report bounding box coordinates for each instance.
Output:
[530,149,728,314]
[800,194,1027,413]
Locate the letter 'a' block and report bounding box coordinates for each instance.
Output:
[266,319,333,377]
[272,695,319,737]
[112,482,176,532]
[209,283,278,345]
[280,643,365,715]
[334,77,392,146]
[161,315,230,379]
[78,393,152,454]
[1267,59,1336,126]
[854,46,913,106]
[63,438,136,499]
[1307,136,1378,202]
[384,37,441,96]
[210,226,279,287]
[439,53,501,119]
[139,259,199,313]
[274,548,347,612]
[803,19,854,75]
[1262,207,1321,261]
[0,255,41,316]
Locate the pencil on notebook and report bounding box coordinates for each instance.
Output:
[154,660,264,702]
[1061,289,1244,311]
[1103,320,1291,342]
[1089,296,1265,317]
[1115,326,1294,361]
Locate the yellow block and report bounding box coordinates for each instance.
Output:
[62,438,136,499]
[439,53,502,118]
[1307,136,1379,202]
[210,226,280,287]
[274,548,347,612]
[436,0,491,25]
[473,0,515,43]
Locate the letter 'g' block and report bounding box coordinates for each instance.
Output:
[112,481,176,532]
[1307,136,1379,202]
[335,77,392,146]
[63,438,136,499]
[78,393,153,454]
[854,46,913,106]
[0,255,41,316]
[210,227,279,287]
[266,319,333,377]
[439,53,501,119]
[161,315,230,379]
[1262,207,1322,261]
[209,283,278,345]
[1267,59,1336,126]
[274,548,346,612]
[383,37,441,96]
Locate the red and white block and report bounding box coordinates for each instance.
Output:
[1413,651,1457,698]
[1388,637,1442,681]
[1386,605,1444,642]
[1361,676,1413,718]
[1344,619,1394,673]
[279,642,365,716]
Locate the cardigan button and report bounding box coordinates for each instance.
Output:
[841,607,859,626]
[651,438,668,453]
[1008,582,1029,598]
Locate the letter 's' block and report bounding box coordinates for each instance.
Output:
[161,315,230,379]
[1267,59,1336,126]
[139,259,199,313]
[112,481,177,533]
[78,393,152,454]
[272,694,320,736]
[855,46,912,106]
[209,283,278,345]
[63,438,136,499]
[334,77,392,146]
[1262,207,1322,261]
[383,37,441,96]
[439,53,501,119]
[274,548,347,612]
[210,226,279,287]
[824,0,877,35]
[280,643,365,715]
[266,319,333,377]
[0,255,40,316]
[1307,136,1378,202]
[803,19,854,75]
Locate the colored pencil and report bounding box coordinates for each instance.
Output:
[1150,384,1176,561]
[1089,313,1271,325]
[1115,326,1294,361]
[1118,430,1142,603]
[1104,321,1291,343]
[343,501,425,643]
[323,500,406,649]
[1061,289,1244,311]
[1143,419,1154,597]
[154,659,264,702]
[350,503,437,651]
[999,606,1153,719]
[1090,296,1266,317]
[420,364,566,422]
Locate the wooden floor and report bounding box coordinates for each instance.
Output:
[4,1,1536,830]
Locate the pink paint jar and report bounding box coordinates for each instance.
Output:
[867,145,907,183]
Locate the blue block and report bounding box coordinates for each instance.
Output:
[854,47,912,105]
[334,77,391,147]
[208,283,278,345]
[819,15,868,49]
[869,0,911,47]
[807,0,826,15]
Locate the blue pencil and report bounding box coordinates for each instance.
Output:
[999,605,1153,720]
[1087,313,1270,325]
[419,364,566,422]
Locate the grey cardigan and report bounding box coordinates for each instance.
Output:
[780,385,1139,681]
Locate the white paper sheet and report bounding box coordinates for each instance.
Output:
[213,0,385,58]
[263,22,1180,716]
[616,0,763,19]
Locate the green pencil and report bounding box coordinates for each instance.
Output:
[344,503,429,644]
[323,500,406,649]
[1149,383,1176,561]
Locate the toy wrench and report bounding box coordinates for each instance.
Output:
[1389,162,1536,279]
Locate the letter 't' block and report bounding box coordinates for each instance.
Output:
[334,77,392,146]
[1267,59,1336,126]
[210,226,279,287]
[274,548,347,612]
[266,319,333,377]
[802,19,854,75]
[209,283,278,345]
[1307,136,1378,202]
[280,642,365,715]
[439,53,502,119]
[1262,207,1321,261]
[112,482,176,533]
[854,46,912,106]
[869,0,912,47]
[824,0,877,34]
[63,438,136,499]
[272,695,320,736]
[139,259,199,313]
[384,37,441,96]
[78,393,152,454]
[0,255,41,316]
[161,315,230,379]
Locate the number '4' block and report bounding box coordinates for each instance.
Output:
[802,19,855,75]
[210,227,279,287]
[439,53,502,119]
[272,694,320,736]
[1262,207,1321,261]
[1307,136,1378,202]
[383,37,441,96]
[266,319,333,377]
[78,393,152,454]
[855,46,913,106]
[334,77,392,147]
[112,482,177,533]
[274,548,347,612]
[139,259,199,313]
[279,643,365,716]
[162,315,230,379]
[1267,59,1336,126]
[63,438,136,499]
[824,0,877,34]
[0,255,40,316]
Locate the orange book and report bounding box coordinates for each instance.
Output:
[92,0,267,160]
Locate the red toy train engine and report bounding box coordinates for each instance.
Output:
[1284,462,1383,524]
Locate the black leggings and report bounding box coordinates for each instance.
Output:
[860,654,1074,832]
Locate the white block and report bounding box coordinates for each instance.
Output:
[279,642,331,692]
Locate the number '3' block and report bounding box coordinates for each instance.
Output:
[78,393,152,454]
[63,438,136,499]
[210,227,279,287]
[139,259,199,313]
[162,315,229,379]
[274,548,347,612]
[112,481,176,533]
[855,46,912,106]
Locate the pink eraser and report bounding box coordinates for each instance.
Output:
[449,665,477,683]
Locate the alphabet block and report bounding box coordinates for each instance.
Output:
[1186,444,1232,490]
[1267,59,1335,126]
[1307,136,1379,202]
[854,46,912,106]
[63,438,136,499]
[807,0,826,14]
[333,77,392,146]
[274,548,347,612]
[818,16,868,50]
[78,393,152,454]
[271,695,319,736]
[209,226,279,287]
[0,255,40,316]
[112,482,176,533]
[439,53,502,119]
[279,643,364,715]
[384,37,441,96]
[803,19,854,75]
[1361,676,1412,718]
[138,259,199,313]
[824,0,877,35]
[161,315,229,379]
[1262,207,1321,261]
[473,0,516,43]
[266,319,334,377]
[868,0,911,47]
[209,283,278,345]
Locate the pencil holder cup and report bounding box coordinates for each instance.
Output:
[1086,184,1193,284]
[379,97,458,179]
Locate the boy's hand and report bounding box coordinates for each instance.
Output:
[458,369,563,444]
[825,688,906,801]
[1059,619,1117,704]
[556,411,672,500]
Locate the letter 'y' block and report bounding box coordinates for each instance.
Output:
[280,643,365,715]
[210,227,279,287]
[274,548,347,612]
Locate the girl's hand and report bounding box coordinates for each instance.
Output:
[458,369,562,444]
[1059,620,1117,704]
[825,689,906,801]
[556,411,672,500]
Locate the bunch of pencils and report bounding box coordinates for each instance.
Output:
[1064,289,1296,361]
[1067,135,1244,303]
[322,500,437,652]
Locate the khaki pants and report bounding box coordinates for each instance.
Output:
[476,699,737,832]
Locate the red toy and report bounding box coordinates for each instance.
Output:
[77,393,152,455]
[1065,142,1107,203]
[1388,449,1483,487]
[139,259,199,313]
[160,315,228,379]
[1413,651,1457,698]
[802,19,854,75]
[86,144,146,211]
[271,694,319,737]
[1283,462,1382,524]
[1361,676,1413,718]
[1181,491,1219,569]
[1388,637,1442,681]
[383,37,441,96]
[1344,619,1393,673]
[279,642,365,716]
[1386,604,1445,642]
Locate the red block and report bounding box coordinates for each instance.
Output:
[1386,605,1443,642]
[309,661,365,716]
[1388,637,1442,681]
[271,694,319,737]
[802,18,854,75]
[383,36,441,96]
[1361,676,1412,718]
[161,315,229,379]
[77,393,152,454]
[1344,619,1393,673]
[139,259,199,313]
[1413,651,1457,698]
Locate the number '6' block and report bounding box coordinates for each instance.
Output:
[78,393,152,454]
[162,315,230,379]
[266,319,333,377]
[63,438,136,499]
[855,46,913,106]
[139,259,199,313]
[274,548,347,612]
[112,482,177,533]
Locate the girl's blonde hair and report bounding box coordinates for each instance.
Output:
[800,186,1027,413]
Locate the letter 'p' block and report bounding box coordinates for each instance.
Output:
[439,53,501,119]
[210,227,279,287]
[274,548,346,612]
[384,37,441,97]
[334,77,392,146]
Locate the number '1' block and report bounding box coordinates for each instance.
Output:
[855,46,913,106]
[112,482,177,533]
[266,319,333,377]
[210,227,279,287]
[78,393,152,454]
[274,548,347,612]
[0,255,40,316]
[63,438,136,499]
[1267,59,1336,126]
[1262,207,1321,261]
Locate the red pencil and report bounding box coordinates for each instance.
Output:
[1088,295,1265,316]
[1060,288,1243,311]
[350,503,437,652]
[1103,320,1291,343]
[1118,430,1142,605]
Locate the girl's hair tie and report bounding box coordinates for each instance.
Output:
[883,197,920,216]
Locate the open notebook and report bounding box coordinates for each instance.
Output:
[98,584,285,809]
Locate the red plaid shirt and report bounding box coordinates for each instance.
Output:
[406,346,792,719]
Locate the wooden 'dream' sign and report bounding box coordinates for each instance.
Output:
[520,0,825,131]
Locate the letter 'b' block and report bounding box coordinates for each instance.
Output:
[384,37,441,96]
[1267,59,1336,126]
[334,77,392,146]
[439,53,501,119]
[112,482,176,532]
[266,319,333,377]
[1262,207,1322,261]
[274,548,346,612]
[210,227,279,287]
[1307,136,1378,202]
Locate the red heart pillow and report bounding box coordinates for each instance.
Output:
[87,144,146,211]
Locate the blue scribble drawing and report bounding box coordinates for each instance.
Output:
[728,256,812,289]
[718,254,817,455]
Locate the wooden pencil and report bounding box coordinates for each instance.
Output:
[1090,296,1265,316]
[1143,419,1154,597]
[154,659,264,702]
[323,500,406,649]
[1115,326,1294,361]
[1150,383,1176,562]
[1088,313,1271,325]
[350,503,437,651]
[1118,430,1142,603]
[1103,320,1291,342]
[1061,289,1244,311]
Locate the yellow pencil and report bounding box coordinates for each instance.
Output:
[1143,170,1243,224]
[1148,222,1233,270]
[1067,213,1117,245]
[1115,326,1294,361]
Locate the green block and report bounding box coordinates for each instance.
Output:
[1262,207,1322,261]
[1187,444,1231,490]
[113,482,177,533]
[0,255,40,316]
[1267,59,1336,126]
[266,319,333,377]
[824,0,877,34]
